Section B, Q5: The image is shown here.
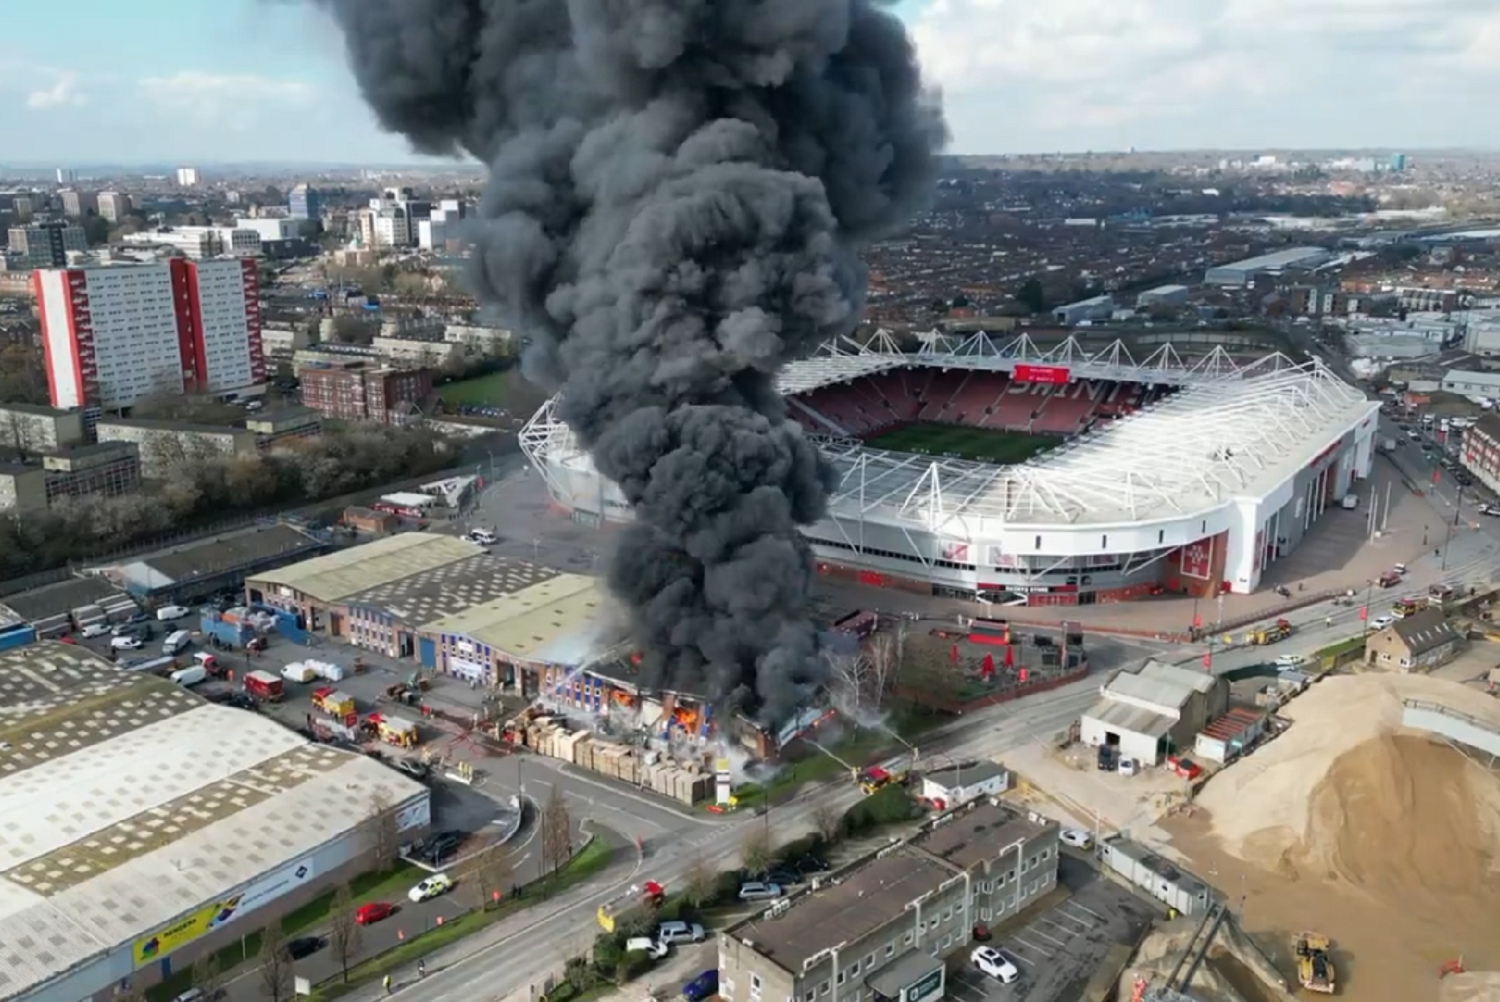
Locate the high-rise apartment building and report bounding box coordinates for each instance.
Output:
[96,191,132,223]
[33,260,266,410]
[58,189,96,218]
[176,167,202,187]
[288,184,322,221]
[8,221,88,268]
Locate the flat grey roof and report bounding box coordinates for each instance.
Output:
[343,553,561,626]
[922,761,1008,789]
[1216,246,1327,272]
[734,851,950,972]
[866,951,942,999]
[0,577,125,621]
[912,800,1052,871]
[1085,699,1175,738]
[139,524,324,584]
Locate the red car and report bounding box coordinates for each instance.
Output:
[356,902,395,926]
[1167,756,1204,781]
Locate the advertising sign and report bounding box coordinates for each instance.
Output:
[904,967,945,1002]
[1013,363,1071,385]
[235,858,318,920]
[395,795,432,833]
[134,898,243,966]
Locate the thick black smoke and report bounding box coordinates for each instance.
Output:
[309,0,945,725]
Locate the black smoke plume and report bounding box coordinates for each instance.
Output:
[308,0,945,725]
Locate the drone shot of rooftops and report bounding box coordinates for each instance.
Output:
[3,3,1500,1002]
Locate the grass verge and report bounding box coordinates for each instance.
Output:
[1314,636,1367,661]
[311,837,614,1000]
[146,864,420,1002]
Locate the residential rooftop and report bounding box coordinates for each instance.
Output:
[246,532,482,604]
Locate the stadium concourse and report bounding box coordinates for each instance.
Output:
[522,331,1381,606]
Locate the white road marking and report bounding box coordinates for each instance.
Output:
[1062,900,1105,922]
[1024,924,1069,948]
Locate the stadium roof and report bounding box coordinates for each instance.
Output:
[0,642,426,999]
[246,532,483,604]
[814,357,1377,525]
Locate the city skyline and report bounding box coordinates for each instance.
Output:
[1,0,1498,164]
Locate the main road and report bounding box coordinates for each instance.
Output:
[344,677,1102,1002]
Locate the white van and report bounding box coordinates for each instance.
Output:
[156,605,191,621]
[1341,494,1359,510]
[170,664,208,687]
[163,630,192,655]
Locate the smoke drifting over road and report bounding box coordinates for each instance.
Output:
[310,0,944,724]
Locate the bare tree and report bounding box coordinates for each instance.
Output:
[740,827,773,875]
[474,845,515,910]
[867,631,900,708]
[258,920,294,1002]
[364,791,400,872]
[812,804,842,845]
[827,651,875,714]
[328,883,362,983]
[540,784,572,882]
[191,952,225,1000]
[683,855,716,907]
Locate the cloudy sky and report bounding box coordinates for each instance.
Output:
[4,0,1498,164]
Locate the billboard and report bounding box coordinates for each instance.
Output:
[1013,363,1071,385]
[235,858,318,920]
[395,794,432,833]
[133,857,320,966]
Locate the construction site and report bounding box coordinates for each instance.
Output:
[1122,671,1500,1002]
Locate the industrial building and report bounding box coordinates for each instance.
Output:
[103,523,329,604]
[0,642,430,1002]
[1052,294,1114,325]
[1135,284,1190,309]
[1203,247,1330,286]
[1079,660,1229,765]
[1440,369,1500,399]
[719,801,1059,1002]
[0,575,138,638]
[34,260,268,410]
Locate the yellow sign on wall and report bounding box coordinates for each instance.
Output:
[133,895,244,966]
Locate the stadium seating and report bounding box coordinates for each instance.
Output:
[788,367,1177,439]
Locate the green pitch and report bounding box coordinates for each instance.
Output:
[863,423,1059,465]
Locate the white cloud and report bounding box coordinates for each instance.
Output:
[907,0,1500,151]
[26,71,87,109]
[138,71,312,120]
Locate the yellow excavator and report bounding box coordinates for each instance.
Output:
[1295,932,1336,994]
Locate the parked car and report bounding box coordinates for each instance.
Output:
[1117,757,1139,777]
[1167,755,1204,781]
[156,605,192,621]
[657,920,706,945]
[172,989,226,1002]
[758,869,801,887]
[625,936,669,959]
[1370,614,1396,631]
[466,528,499,545]
[795,854,831,875]
[80,622,111,638]
[287,936,325,960]
[110,635,144,651]
[408,873,454,902]
[1059,829,1093,850]
[356,901,396,925]
[738,881,783,901]
[683,970,719,1002]
[971,946,1020,984]
[1274,654,1306,668]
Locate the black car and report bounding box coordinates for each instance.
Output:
[415,830,465,862]
[795,854,831,875]
[287,936,325,960]
[761,869,801,887]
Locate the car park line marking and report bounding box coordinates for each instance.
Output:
[1061,900,1105,921]
[1041,910,1092,933]
[998,949,1031,967]
[1011,934,1052,956]
[1024,925,1069,948]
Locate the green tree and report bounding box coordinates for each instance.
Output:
[1016,277,1047,314]
[740,828,773,874]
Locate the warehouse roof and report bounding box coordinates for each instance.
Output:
[127,524,325,586]
[1084,699,1176,738]
[421,574,611,664]
[246,532,482,604]
[0,577,131,623]
[1214,247,1328,272]
[1136,659,1217,695]
[0,642,427,999]
[344,554,560,626]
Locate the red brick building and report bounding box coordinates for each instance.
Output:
[298,365,432,424]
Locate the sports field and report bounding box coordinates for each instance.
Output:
[863,423,1059,465]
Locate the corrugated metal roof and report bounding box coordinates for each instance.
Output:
[1137,659,1217,695]
[423,574,610,664]
[245,532,482,603]
[1104,671,1195,712]
[1084,699,1175,737]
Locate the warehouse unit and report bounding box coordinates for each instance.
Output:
[1079,660,1229,765]
[0,642,430,1002]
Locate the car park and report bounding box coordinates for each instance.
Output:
[1059,829,1093,850]
[409,872,454,902]
[356,901,396,925]
[657,920,706,945]
[738,881,782,901]
[971,945,1020,984]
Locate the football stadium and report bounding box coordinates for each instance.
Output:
[521,332,1381,605]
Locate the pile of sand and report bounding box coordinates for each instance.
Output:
[1195,673,1500,872]
[1441,972,1500,1002]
